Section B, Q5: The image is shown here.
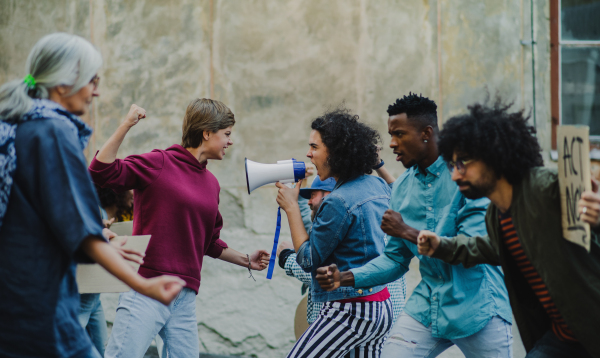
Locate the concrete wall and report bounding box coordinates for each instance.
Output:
[0,1,549,356]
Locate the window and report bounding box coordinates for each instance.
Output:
[552,0,600,148]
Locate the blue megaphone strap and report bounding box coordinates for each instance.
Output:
[266,206,282,280]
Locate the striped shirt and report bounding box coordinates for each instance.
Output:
[499,211,577,342]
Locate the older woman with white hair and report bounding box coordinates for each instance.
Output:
[0,33,185,358]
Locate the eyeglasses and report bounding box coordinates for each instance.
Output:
[89,75,100,90]
[447,158,474,175]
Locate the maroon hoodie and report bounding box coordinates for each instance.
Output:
[89,144,227,293]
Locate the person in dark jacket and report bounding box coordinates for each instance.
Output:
[416,99,600,357]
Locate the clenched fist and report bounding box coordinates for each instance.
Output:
[123,104,146,128]
[316,264,341,291]
[381,209,419,244]
[417,230,440,256]
[381,210,406,238]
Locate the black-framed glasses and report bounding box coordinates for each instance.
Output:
[89,75,100,90]
[447,159,474,175]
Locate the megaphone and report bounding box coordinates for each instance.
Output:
[245,158,306,194]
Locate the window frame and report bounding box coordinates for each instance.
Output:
[551,0,600,149]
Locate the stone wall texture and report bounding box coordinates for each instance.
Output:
[1,1,549,357]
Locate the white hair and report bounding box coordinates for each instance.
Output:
[0,32,103,120]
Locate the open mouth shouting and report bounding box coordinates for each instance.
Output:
[394,151,403,162]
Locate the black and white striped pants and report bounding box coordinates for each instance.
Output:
[287,299,393,358]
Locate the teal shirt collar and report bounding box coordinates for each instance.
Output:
[415,155,446,178]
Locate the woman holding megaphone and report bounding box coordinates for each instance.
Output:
[276,107,393,358]
[89,98,270,357]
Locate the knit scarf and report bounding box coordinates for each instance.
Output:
[0,99,92,229]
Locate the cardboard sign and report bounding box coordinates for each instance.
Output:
[109,221,134,236]
[76,235,151,293]
[557,125,591,252]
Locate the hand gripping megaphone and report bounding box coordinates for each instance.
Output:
[245,158,306,194]
[245,158,306,281]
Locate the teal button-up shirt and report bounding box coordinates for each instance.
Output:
[350,156,512,339]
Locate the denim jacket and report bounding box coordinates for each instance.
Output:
[296,174,391,302]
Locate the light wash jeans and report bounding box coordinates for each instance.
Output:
[79,293,108,356]
[105,287,199,358]
[381,313,513,358]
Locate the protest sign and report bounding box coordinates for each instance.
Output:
[76,235,151,293]
[109,220,134,236]
[557,125,591,252]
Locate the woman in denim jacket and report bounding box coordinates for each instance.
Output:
[277,107,394,358]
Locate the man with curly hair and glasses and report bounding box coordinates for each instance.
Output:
[415,98,600,357]
[276,107,395,357]
[316,93,513,358]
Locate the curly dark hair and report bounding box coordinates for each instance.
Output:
[438,98,543,185]
[95,185,134,222]
[387,92,438,130]
[311,107,380,182]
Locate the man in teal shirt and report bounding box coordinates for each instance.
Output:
[316,93,513,357]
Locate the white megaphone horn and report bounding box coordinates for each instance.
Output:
[245,158,306,194]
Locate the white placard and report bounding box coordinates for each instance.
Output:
[77,235,151,293]
[557,125,591,252]
[109,221,134,236]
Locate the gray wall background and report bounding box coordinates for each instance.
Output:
[1,1,549,357]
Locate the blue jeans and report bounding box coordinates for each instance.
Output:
[381,313,513,358]
[526,330,592,358]
[105,288,198,358]
[79,293,108,356]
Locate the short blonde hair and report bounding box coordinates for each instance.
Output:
[181,98,235,148]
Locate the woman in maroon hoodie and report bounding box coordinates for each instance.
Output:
[89,98,270,358]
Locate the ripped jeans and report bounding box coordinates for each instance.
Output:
[381,313,513,358]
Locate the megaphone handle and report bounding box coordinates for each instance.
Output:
[266,207,282,280]
[279,178,295,186]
